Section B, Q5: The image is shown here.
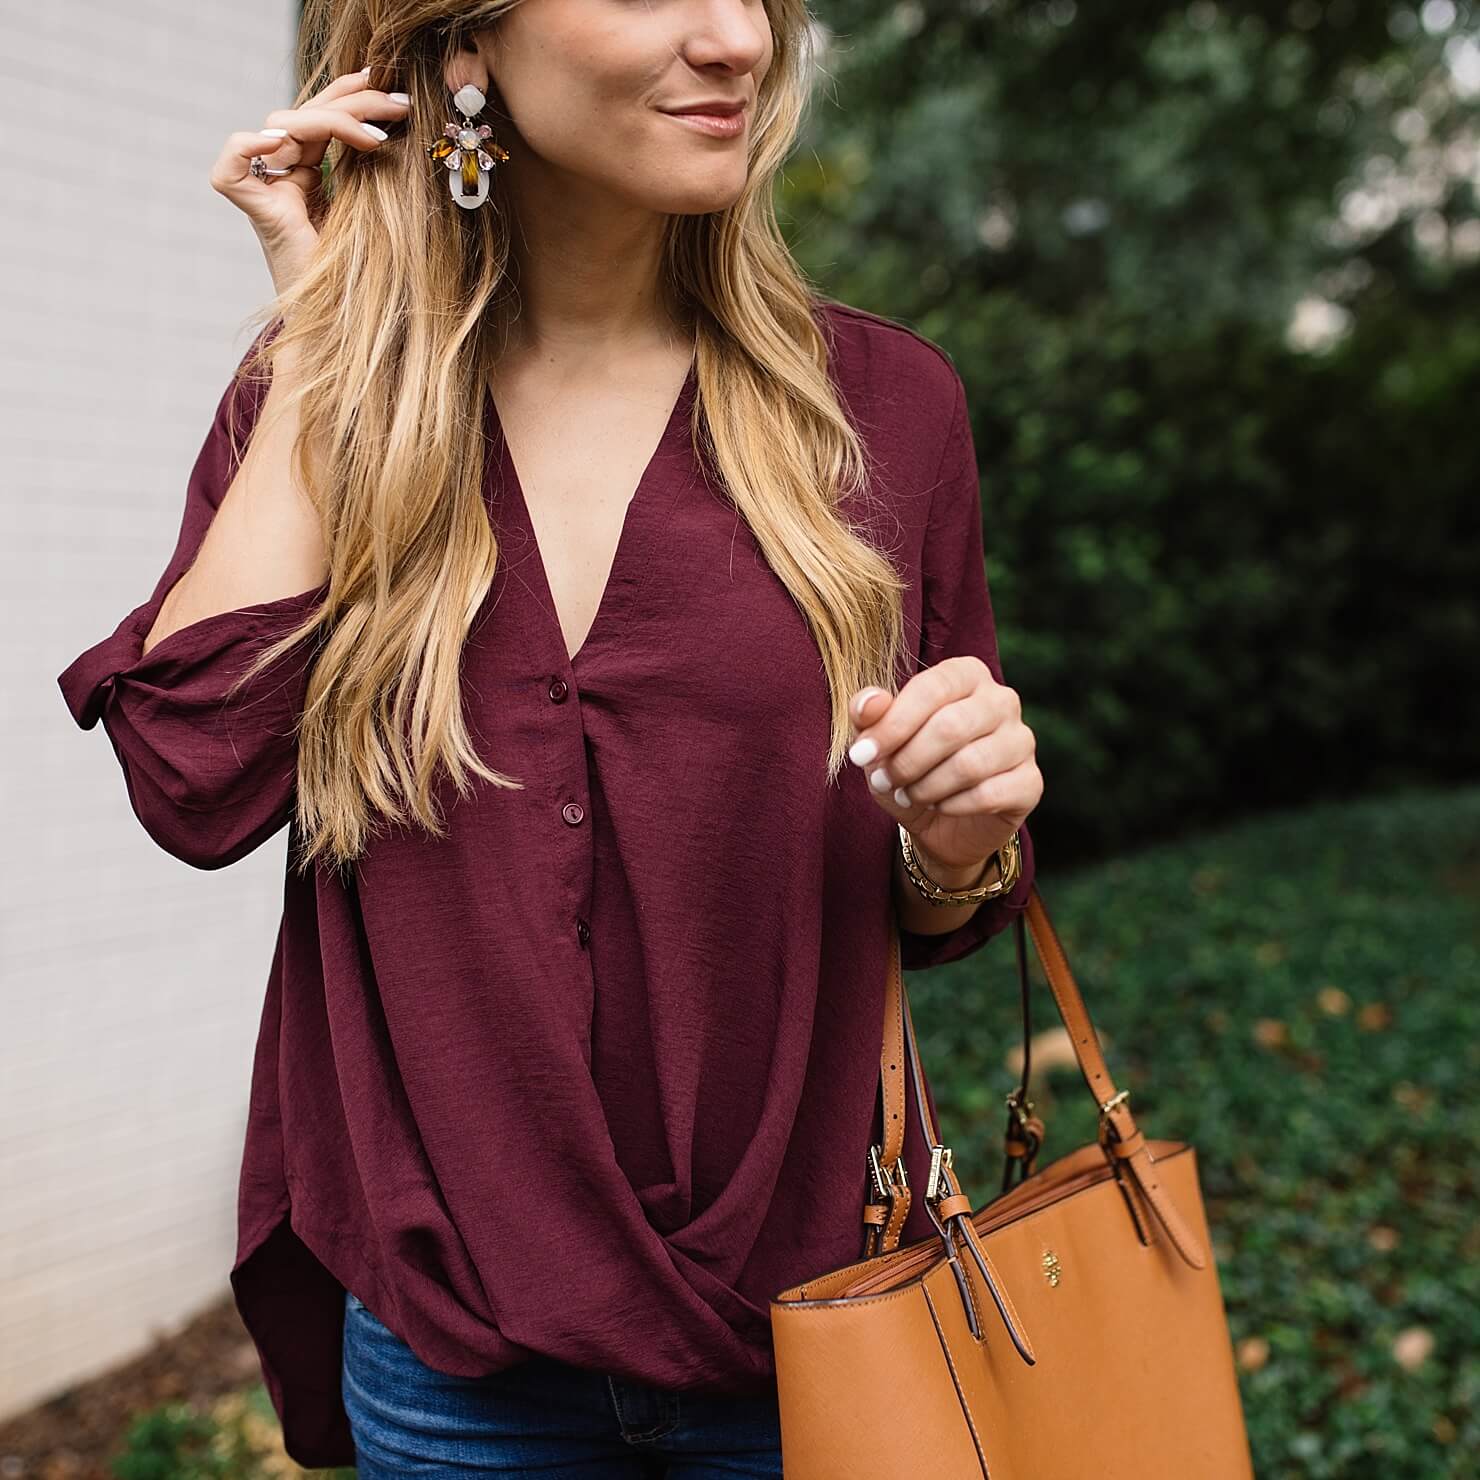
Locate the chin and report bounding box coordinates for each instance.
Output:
[644,172,750,216]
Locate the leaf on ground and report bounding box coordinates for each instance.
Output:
[1392,1326,1435,1371]
[1252,1018,1288,1048]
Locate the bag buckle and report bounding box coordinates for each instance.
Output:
[1097,1088,1131,1143]
[867,1142,908,1202]
[925,1143,954,1203]
[1005,1087,1036,1131]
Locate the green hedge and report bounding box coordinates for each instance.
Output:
[790,1,1479,867]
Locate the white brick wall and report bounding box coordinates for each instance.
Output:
[1,0,303,1424]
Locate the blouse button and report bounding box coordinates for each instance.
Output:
[548,678,569,703]
[576,917,590,946]
[561,801,585,826]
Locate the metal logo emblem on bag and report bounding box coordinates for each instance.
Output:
[1042,1248,1062,1286]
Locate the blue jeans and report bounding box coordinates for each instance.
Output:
[340,1289,785,1477]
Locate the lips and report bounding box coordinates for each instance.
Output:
[659,99,750,139]
[663,101,746,117]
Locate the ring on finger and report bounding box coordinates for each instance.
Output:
[250,155,296,180]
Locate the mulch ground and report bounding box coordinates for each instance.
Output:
[0,1290,281,1479]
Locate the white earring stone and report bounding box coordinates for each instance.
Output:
[453,83,486,118]
[448,170,490,210]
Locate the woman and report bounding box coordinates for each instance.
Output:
[57,0,1043,1473]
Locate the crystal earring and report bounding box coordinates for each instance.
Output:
[426,83,510,210]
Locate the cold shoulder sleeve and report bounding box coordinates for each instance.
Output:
[898,369,1036,970]
[56,332,329,870]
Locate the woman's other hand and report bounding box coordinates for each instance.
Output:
[209,66,411,295]
[847,659,1043,879]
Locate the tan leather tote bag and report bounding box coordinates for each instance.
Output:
[771,884,1255,1479]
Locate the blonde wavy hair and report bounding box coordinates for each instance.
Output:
[229,0,909,876]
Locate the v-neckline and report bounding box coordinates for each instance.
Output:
[486,357,697,669]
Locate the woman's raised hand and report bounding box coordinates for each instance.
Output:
[847,658,1042,878]
[210,67,411,296]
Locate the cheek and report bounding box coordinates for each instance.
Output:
[518,82,739,210]
[494,12,759,209]
[498,13,665,159]
[519,101,672,203]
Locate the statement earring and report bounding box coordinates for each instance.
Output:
[426,83,510,210]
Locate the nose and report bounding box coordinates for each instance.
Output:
[680,0,771,80]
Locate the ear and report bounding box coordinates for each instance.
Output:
[442,28,491,96]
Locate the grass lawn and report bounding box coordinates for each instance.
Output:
[910,781,1480,1479]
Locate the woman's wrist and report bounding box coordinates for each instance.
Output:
[892,842,987,936]
[896,824,1023,914]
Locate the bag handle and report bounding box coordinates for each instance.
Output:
[864,884,1208,1277]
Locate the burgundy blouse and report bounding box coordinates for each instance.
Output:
[57,298,1035,1468]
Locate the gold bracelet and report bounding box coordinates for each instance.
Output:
[898,823,1022,907]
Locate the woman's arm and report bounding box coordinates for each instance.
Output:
[893,367,1036,969]
[56,327,329,869]
[142,336,327,653]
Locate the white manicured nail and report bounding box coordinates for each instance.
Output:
[869,767,892,793]
[261,127,288,137]
[893,787,912,808]
[362,123,389,140]
[388,92,411,105]
[849,736,878,766]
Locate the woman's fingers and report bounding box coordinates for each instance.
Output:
[272,85,412,133]
[928,755,1043,820]
[207,68,409,297]
[211,89,410,196]
[895,725,1032,811]
[846,661,1032,812]
[210,61,411,193]
[257,90,412,163]
[303,65,381,109]
[210,129,313,194]
[848,658,984,772]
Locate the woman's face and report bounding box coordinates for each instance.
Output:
[461,0,774,216]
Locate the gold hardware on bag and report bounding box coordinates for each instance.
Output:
[925,1143,954,1202]
[1097,1089,1131,1152]
[1042,1248,1062,1287]
[1006,1087,1036,1129]
[868,1142,908,1200]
